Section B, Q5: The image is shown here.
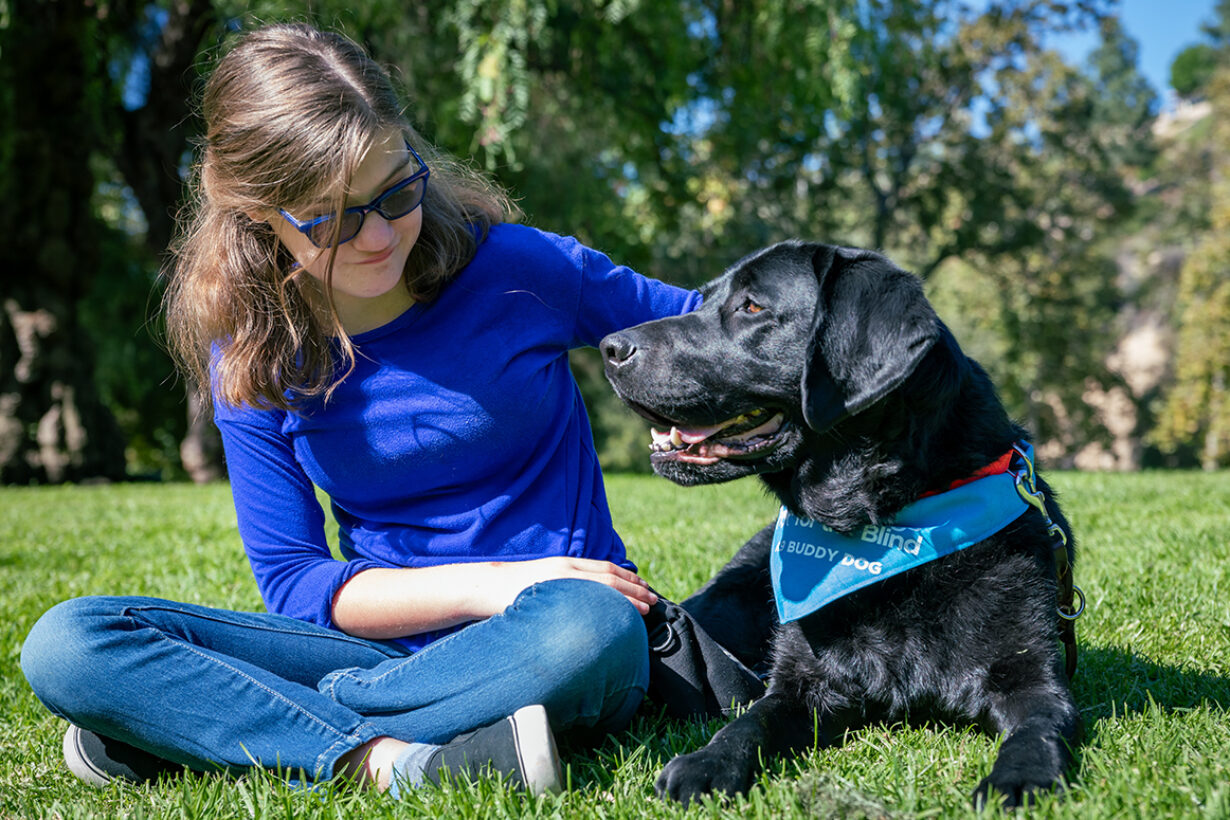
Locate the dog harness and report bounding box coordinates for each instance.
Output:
[770,442,1083,676]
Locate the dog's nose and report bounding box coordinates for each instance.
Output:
[601,333,638,367]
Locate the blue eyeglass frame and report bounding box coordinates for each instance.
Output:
[278,141,430,248]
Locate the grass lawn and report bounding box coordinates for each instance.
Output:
[1,470,1228,818]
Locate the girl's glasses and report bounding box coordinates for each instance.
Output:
[279,142,429,248]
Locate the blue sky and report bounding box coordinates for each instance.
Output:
[1048,0,1220,95]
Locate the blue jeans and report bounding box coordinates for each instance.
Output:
[20,578,648,782]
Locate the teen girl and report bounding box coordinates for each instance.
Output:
[22,22,699,795]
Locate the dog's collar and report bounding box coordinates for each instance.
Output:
[918,449,1016,498]
[770,442,1035,625]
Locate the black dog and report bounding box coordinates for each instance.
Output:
[601,242,1082,808]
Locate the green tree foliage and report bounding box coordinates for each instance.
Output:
[0,2,128,483]
[1,0,1200,479]
[951,9,1154,451]
[1087,15,1158,167]
[1148,1,1230,469]
[1153,65,1230,469]
[1171,43,1218,97]
[544,0,1145,463]
[1168,1,1230,98]
[0,0,222,481]
[1203,0,1230,45]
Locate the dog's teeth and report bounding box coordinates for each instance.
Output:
[670,427,684,447]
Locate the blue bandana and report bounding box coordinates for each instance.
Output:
[770,444,1034,623]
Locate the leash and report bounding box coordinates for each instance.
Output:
[1009,443,1084,679]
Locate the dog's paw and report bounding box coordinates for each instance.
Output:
[654,747,754,805]
[972,769,1062,810]
[973,727,1072,809]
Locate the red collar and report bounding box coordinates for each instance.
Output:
[919,449,1016,499]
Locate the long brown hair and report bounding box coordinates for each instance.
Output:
[164,23,517,411]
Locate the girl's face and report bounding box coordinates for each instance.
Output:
[270,129,424,334]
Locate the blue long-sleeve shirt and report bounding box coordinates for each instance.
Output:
[213,224,701,650]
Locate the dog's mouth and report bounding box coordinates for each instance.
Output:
[647,407,789,465]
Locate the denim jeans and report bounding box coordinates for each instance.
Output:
[20,578,649,782]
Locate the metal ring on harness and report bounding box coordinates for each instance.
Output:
[650,621,677,653]
[1058,584,1086,621]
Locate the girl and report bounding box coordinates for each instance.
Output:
[21,22,699,796]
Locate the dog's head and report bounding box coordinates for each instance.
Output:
[602,241,969,508]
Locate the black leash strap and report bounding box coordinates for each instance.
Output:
[1011,443,1085,679]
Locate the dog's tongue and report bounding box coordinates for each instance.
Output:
[676,423,727,444]
[651,423,729,448]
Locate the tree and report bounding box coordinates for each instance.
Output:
[1202,0,1230,46]
[0,0,223,483]
[399,0,1151,465]
[1,0,1185,480]
[1167,0,1230,99]
[1152,65,1230,468]
[608,1,1137,455]
[100,1,221,481]
[1171,43,1218,98]
[1086,15,1157,168]
[0,2,127,483]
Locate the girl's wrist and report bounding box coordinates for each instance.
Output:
[459,561,506,620]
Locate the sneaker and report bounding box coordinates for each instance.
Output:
[63,724,181,786]
[424,704,563,795]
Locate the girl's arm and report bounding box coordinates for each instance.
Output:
[217,409,655,641]
[570,242,703,349]
[330,556,657,640]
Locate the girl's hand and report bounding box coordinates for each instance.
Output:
[481,556,658,615]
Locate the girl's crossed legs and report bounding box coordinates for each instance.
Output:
[21,578,648,785]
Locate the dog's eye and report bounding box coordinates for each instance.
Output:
[740,299,765,314]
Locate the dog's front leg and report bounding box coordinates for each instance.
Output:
[655,691,815,805]
[974,685,1082,808]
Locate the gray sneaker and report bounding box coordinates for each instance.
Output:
[63,724,180,786]
[424,704,563,795]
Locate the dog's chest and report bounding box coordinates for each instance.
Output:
[767,544,1052,721]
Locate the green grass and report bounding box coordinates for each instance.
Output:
[2,471,1229,818]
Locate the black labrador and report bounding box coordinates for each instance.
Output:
[601,242,1082,808]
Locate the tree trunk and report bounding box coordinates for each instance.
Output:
[111,0,223,483]
[180,382,226,483]
[0,2,127,483]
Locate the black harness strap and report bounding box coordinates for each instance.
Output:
[1052,537,1081,679]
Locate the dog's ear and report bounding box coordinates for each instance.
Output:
[802,246,941,433]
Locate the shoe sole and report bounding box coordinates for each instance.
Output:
[507,704,563,795]
[63,725,113,787]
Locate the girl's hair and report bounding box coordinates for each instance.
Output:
[164,22,517,411]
